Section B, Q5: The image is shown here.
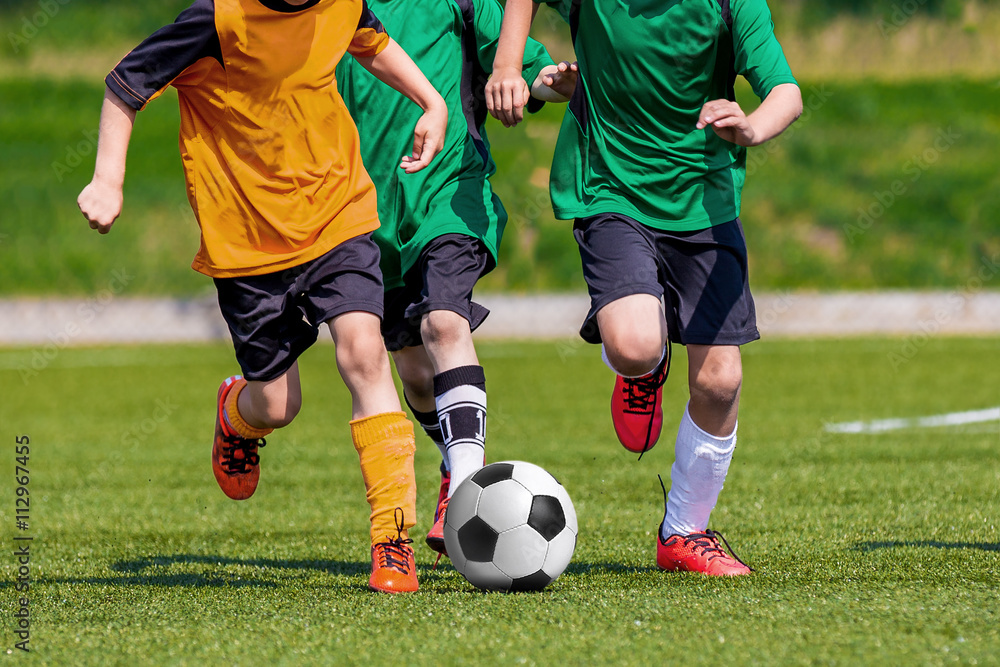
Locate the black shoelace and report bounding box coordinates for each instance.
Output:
[682,530,751,570]
[376,508,413,574]
[656,475,753,571]
[219,433,265,474]
[622,373,664,413]
[621,341,670,414]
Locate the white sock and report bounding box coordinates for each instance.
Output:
[434,366,487,497]
[601,344,665,379]
[662,404,737,538]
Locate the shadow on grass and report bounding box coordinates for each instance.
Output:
[110,553,369,576]
[0,556,664,592]
[416,561,660,595]
[855,541,1000,552]
[0,554,371,590]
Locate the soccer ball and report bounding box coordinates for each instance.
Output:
[444,461,577,591]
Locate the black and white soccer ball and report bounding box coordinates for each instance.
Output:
[444,461,577,592]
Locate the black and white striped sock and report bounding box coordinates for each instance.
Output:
[433,365,487,496]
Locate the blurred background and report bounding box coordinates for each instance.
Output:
[1,0,998,298]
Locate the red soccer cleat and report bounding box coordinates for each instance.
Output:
[370,509,419,593]
[212,376,266,500]
[656,527,753,576]
[425,463,451,556]
[610,345,671,454]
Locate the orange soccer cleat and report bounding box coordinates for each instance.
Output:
[212,376,266,500]
[370,508,419,593]
[656,527,753,576]
[425,463,451,556]
[610,345,671,455]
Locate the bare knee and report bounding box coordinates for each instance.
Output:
[337,332,391,385]
[603,328,665,376]
[420,310,470,351]
[690,359,742,411]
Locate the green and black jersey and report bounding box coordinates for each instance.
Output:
[540,0,797,231]
[337,0,554,290]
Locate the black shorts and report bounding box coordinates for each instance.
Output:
[214,233,384,382]
[573,214,759,346]
[381,234,493,352]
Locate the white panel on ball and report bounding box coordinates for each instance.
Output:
[541,527,576,579]
[492,525,550,579]
[461,559,513,591]
[510,461,560,493]
[446,477,483,529]
[477,479,533,533]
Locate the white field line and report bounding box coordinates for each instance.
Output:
[825,407,1000,434]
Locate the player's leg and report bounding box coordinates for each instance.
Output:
[330,309,419,593]
[391,344,452,553]
[575,214,672,454]
[419,308,485,555]
[212,267,319,501]
[288,234,417,593]
[653,219,757,576]
[421,308,484,496]
[386,234,493,556]
[392,344,448,465]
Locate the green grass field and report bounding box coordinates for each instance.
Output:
[2,337,998,664]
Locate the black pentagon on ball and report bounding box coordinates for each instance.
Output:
[527,495,566,541]
[471,462,515,488]
[457,515,499,562]
[510,569,553,592]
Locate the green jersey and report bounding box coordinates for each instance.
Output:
[337,0,553,289]
[541,0,797,230]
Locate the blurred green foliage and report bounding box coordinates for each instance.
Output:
[1,0,998,295]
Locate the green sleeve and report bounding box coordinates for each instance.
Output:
[731,0,798,100]
[470,0,554,87]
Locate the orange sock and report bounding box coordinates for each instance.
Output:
[351,411,416,546]
[224,379,273,439]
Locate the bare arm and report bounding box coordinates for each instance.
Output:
[697,83,802,147]
[77,88,137,234]
[354,38,448,173]
[485,0,539,127]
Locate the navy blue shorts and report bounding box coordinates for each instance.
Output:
[381,234,492,352]
[573,214,759,346]
[214,233,384,382]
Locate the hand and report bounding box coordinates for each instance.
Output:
[77,179,124,234]
[697,99,757,147]
[486,66,530,128]
[400,102,448,174]
[532,61,579,103]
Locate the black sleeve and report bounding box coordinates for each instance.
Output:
[105,0,222,110]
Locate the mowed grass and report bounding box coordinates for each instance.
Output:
[0,337,997,665]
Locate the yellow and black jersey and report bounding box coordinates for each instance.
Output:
[107,0,390,278]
